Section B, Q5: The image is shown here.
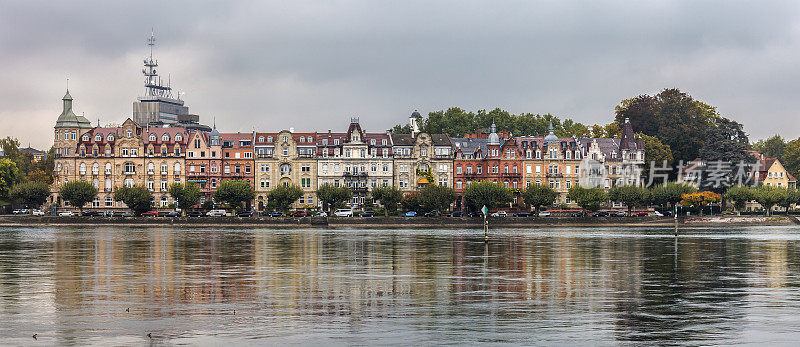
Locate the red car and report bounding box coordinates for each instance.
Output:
[141,211,159,217]
[633,212,649,217]
[291,210,308,217]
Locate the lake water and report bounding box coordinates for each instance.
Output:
[1,225,800,345]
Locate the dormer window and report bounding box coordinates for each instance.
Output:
[283,136,288,144]
[308,136,314,142]
[108,134,114,141]
[162,134,170,142]
[299,136,305,143]
[334,139,339,145]
[82,134,89,141]
[149,134,156,141]
[382,139,387,146]
[267,136,273,143]
[95,134,102,141]
[258,136,265,143]
[175,134,182,141]
[370,139,376,145]
[126,130,132,137]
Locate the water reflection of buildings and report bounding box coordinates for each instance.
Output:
[20,228,800,343]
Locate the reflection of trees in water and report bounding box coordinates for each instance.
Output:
[9,227,799,344]
[611,237,748,343]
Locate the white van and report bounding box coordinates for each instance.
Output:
[206,209,227,217]
[334,209,353,217]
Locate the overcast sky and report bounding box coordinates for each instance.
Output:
[2,1,799,149]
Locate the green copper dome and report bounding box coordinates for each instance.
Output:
[55,90,92,129]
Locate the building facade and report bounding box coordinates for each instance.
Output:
[391,112,454,195]
[253,130,318,210]
[186,125,223,203]
[316,119,393,208]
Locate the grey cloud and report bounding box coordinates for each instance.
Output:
[1,0,799,149]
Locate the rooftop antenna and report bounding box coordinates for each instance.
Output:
[66,77,69,91]
[142,28,172,98]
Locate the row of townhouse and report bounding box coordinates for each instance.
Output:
[452,120,646,209]
[49,90,645,212]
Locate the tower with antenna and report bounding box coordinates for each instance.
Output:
[132,29,190,126]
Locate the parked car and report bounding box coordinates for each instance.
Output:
[141,211,159,217]
[467,211,483,218]
[490,211,508,217]
[206,209,227,217]
[31,209,44,216]
[58,210,75,216]
[312,211,328,217]
[611,211,627,217]
[12,209,29,215]
[82,210,103,217]
[334,209,354,217]
[423,210,441,217]
[237,211,253,217]
[360,211,376,217]
[538,211,551,217]
[187,211,203,217]
[450,211,463,217]
[119,212,133,217]
[514,212,531,217]
[163,211,181,217]
[633,212,649,217]
[592,211,610,217]
[268,211,283,217]
[571,211,588,217]
[404,211,417,217]
[652,211,664,217]
[291,210,308,217]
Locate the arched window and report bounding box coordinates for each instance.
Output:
[92,163,99,175]
[370,139,376,145]
[57,163,62,172]
[267,136,273,142]
[149,133,156,141]
[82,134,89,141]
[105,163,112,174]
[95,134,102,141]
[175,134,182,141]
[107,134,114,141]
[148,162,155,174]
[174,163,181,174]
[299,136,305,143]
[280,163,291,175]
[308,136,314,142]
[79,163,86,175]
[258,136,265,143]
[162,133,170,142]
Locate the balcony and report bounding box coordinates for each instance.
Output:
[257,154,273,158]
[343,172,368,177]
[297,153,315,158]
[546,173,563,178]
[350,187,369,193]
[501,172,521,177]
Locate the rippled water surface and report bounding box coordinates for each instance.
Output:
[2,225,800,345]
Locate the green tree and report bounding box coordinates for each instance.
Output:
[521,184,558,213]
[316,183,352,212]
[724,185,755,215]
[779,187,800,215]
[752,135,786,159]
[568,186,607,212]
[608,185,650,215]
[10,181,50,212]
[462,180,513,212]
[114,185,153,215]
[59,180,98,212]
[214,180,255,211]
[370,186,403,216]
[168,182,201,214]
[401,192,424,212]
[782,138,800,180]
[267,184,303,212]
[753,185,787,216]
[615,89,717,164]
[650,182,697,211]
[640,134,673,185]
[419,184,457,212]
[0,158,20,200]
